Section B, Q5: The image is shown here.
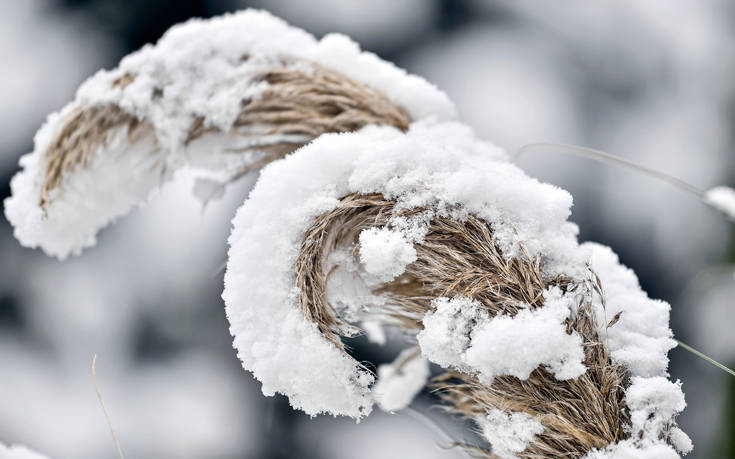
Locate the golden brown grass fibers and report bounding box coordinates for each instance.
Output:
[40,105,151,208]
[231,65,411,142]
[39,63,410,208]
[296,193,630,458]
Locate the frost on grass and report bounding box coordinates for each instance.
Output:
[373,348,429,412]
[4,9,454,259]
[704,186,735,220]
[478,409,544,459]
[0,443,50,459]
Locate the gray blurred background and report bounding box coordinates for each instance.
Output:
[1,1,734,458]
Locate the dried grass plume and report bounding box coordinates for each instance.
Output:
[296,193,632,458]
[40,62,410,209]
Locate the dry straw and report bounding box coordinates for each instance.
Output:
[297,193,631,458]
[40,62,410,209]
[44,59,633,457]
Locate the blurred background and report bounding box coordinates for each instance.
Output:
[1,1,734,458]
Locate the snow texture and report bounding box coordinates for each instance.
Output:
[418,290,586,385]
[224,120,585,417]
[358,227,417,282]
[704,186,735,220]
[416,297,481,372]
[4,9,455,259]
[584,442,681,459]
[372,348,429,412]
[463,287,585,383]
[584,243,677,378]
[478,409,544,459]
[225,116,689,455]
[0,443,50,459]
[3,8,690,455]
[5,123,163,259]
[582,244,691,457]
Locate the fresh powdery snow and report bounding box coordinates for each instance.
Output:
[4,9,455,260]
[4,9,691,458]
[419,288,586,386]
[224,118,690,456]
[415,296,481,372]
[584,243,676,377]
[0,443,50,459]
[358,227,418,282]
[704,186,735,220]
[224,120,583,417]
[478,409,544,459]
[584,377,691,458]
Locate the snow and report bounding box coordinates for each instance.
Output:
[464,287,585,383]
[584,376,691,458]
[582,244,691,457]
[224,117,688,457]
[361,320,387,345]
[477,409,544,459]
[669,428,694,455]
[584,442,680,459]
[0,443,50,459]
[625,377,691,454]
[5,119,164,259]
[2,8,691,455]
[704,186,735,220]
[85,10,453,148]
[224,120,584,417]
[416,297,482,372]
[584,243,676,378]
[358,227,417,282]
[224,115,688,454]
[431,249,693,458]
[5,9,455,260]
[373,348,429,412]
[418,291,585,385]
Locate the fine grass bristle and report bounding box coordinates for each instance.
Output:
[514,143,704,199]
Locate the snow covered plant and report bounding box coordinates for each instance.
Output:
[4,10,694,459]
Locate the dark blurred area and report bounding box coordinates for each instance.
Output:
[1,1,734,458]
